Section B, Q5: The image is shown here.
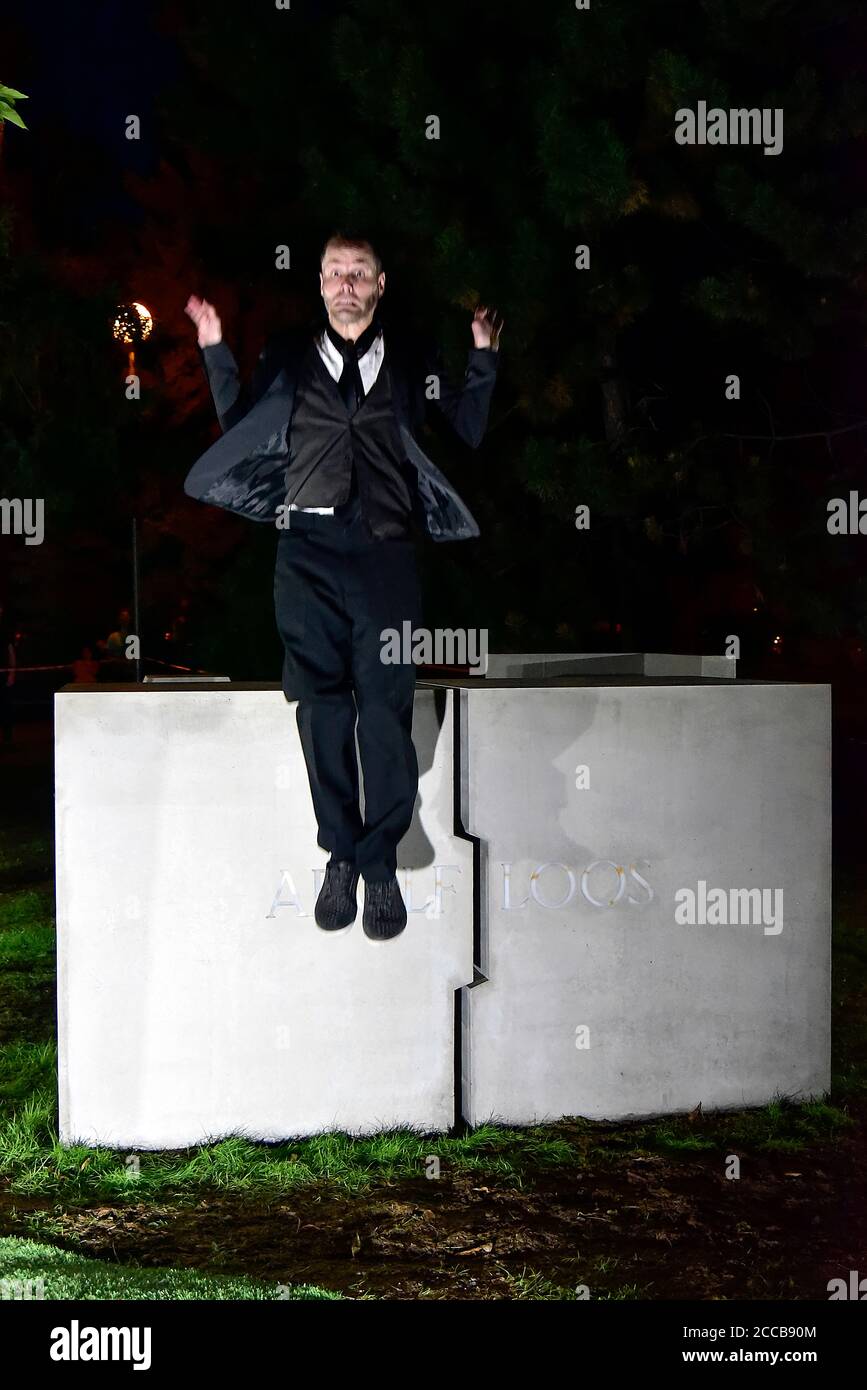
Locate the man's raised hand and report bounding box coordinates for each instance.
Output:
[185,295,222,348]
[471,305,504,351]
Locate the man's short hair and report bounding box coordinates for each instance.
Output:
[320,232,383,276]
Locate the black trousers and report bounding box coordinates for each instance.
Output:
[273,496,423,882]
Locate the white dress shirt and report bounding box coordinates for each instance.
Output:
[287,327,386,514]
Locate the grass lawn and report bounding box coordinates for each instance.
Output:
[0,1234,342,1299]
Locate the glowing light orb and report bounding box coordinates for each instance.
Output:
[112,302,154,344]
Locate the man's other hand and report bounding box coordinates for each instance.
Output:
[185,295,222,348]
[471,305,504,351]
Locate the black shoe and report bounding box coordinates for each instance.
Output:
[315,860,360,931]
[362,876,407,940]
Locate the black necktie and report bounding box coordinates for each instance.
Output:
[324,317,381,415]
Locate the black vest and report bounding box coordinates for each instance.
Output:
[284,341,417,540]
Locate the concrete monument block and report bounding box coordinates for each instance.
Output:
[460,680,831,1124]
[55,667,831,1142]
[55,685,473,1148]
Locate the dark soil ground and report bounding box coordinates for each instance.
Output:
[2,1105,865,1300]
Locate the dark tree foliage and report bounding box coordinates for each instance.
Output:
[3,0,867,676]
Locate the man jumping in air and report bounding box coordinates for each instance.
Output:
[184,233,501,940]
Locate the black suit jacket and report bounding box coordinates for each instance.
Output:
[183,327,498,542]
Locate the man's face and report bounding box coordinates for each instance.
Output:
[319,244,385,338]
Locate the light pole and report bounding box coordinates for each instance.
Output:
[112,302,154,683]
[112,301,153,375]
